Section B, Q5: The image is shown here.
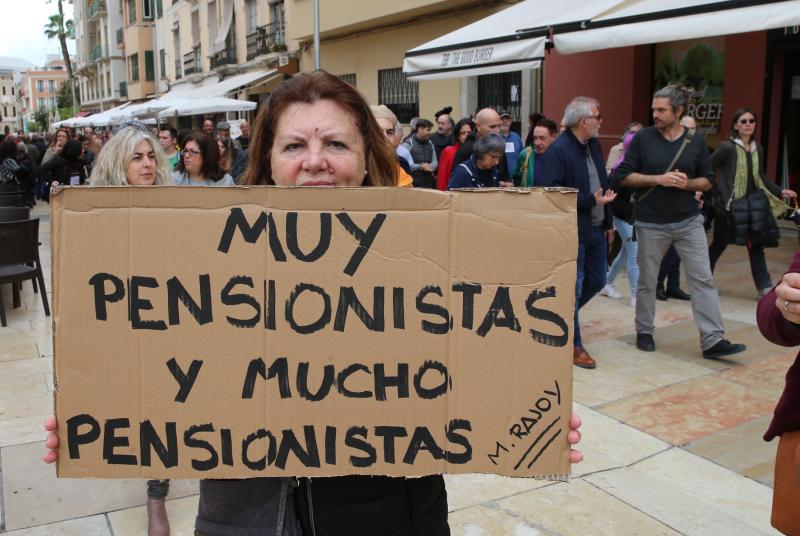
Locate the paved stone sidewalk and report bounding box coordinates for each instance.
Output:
[0,202,795,535]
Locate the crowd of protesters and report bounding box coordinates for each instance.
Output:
[25,71,798,536]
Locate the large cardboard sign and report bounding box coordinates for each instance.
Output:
[51,186,577,479]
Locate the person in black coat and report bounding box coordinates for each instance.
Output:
[539,97,616,370]
[38,139,86,201]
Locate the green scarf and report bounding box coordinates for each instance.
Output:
[732,141,790,219]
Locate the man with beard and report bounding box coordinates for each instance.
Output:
[430,106,453,159]
[616,85,745,360]
[540,97,616,369]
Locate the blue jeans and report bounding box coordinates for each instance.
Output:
[606,217,639,298]
[575,225,607,348]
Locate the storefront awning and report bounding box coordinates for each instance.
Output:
[553,0,800,54]
[402,0,623,80]
[166,69,279,98]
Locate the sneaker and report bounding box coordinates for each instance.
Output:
[636,333,655,352]
[629,297,637,308]
[703,339,746,359]
[600,283,622,300]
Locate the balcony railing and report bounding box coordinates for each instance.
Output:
[90,44,102,61]
[210,47,237,69]
[246,21,286,61]
[119,81,127,98]
[88,0,106,18]
[183,46,201,76]
[116,28,124,45]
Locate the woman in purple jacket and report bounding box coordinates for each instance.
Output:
[758,250,800,534]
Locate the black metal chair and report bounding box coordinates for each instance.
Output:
[0,193,22,207]
[0,207,30,222]
[0,184,22,194]
[0,219,50,327]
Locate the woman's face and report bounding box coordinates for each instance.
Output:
[457,124,472,144]
[270,99,366,186]
[182,140,203,175]
[217,140,226,157]
[477,152,501,170]
[56,130,68,146]
[126,140,157,185]
[735,112,756,138]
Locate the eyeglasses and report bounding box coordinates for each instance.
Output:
[182,148,201,157]
[584,114,602,121]
[738,118,756,125]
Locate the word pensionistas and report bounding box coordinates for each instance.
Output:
[86,208,569,347]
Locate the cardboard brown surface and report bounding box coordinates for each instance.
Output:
[51,186,577,479]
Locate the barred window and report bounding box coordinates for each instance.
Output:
[478,71,522,134]
[378,68,418,124]
[338,73,356,87]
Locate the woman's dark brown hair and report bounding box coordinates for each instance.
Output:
[243,70,398,186]
[176,130,223,181]
[730,107,757,140]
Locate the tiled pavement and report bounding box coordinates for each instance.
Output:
[0,202,796,535]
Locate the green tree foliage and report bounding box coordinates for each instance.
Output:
[34,109,50,132]
[679,44,724,91]
[43,0,75,81]
[57,79,78,109]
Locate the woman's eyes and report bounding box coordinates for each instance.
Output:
[327,140,348,149]
[282,140,349,151]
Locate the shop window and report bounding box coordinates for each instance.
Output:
[478,71,522,134]
[378,68,418,124]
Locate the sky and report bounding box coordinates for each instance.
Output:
[0,0,76,67]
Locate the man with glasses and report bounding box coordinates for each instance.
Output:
[540,96,616,369]
[615,85,745,360]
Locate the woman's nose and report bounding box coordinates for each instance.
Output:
[302,144,327,172]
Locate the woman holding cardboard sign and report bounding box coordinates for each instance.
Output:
[45,71,584,536]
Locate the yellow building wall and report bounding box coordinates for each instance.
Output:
[289,0,482,40]
[297,5,503,123]
[124,25,156,99]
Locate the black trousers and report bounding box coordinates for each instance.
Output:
[708,213,772,291]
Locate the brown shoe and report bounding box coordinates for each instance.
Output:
[573,346,596,369]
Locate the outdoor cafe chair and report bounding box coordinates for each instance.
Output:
[0,193,22,207]
[0,184,22,194]
[0,207,30,222]
[0,218,50,327]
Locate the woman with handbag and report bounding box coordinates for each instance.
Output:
[758,254,800,534]
[709,108,796,297]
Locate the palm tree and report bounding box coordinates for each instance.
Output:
[43,0,75,80]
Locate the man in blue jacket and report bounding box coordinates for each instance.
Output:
[540,96,616,369]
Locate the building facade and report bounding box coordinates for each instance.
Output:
[0,57,34,134]
[288,0,525,130]
[74,0,128,110]
[16,57,70,133]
